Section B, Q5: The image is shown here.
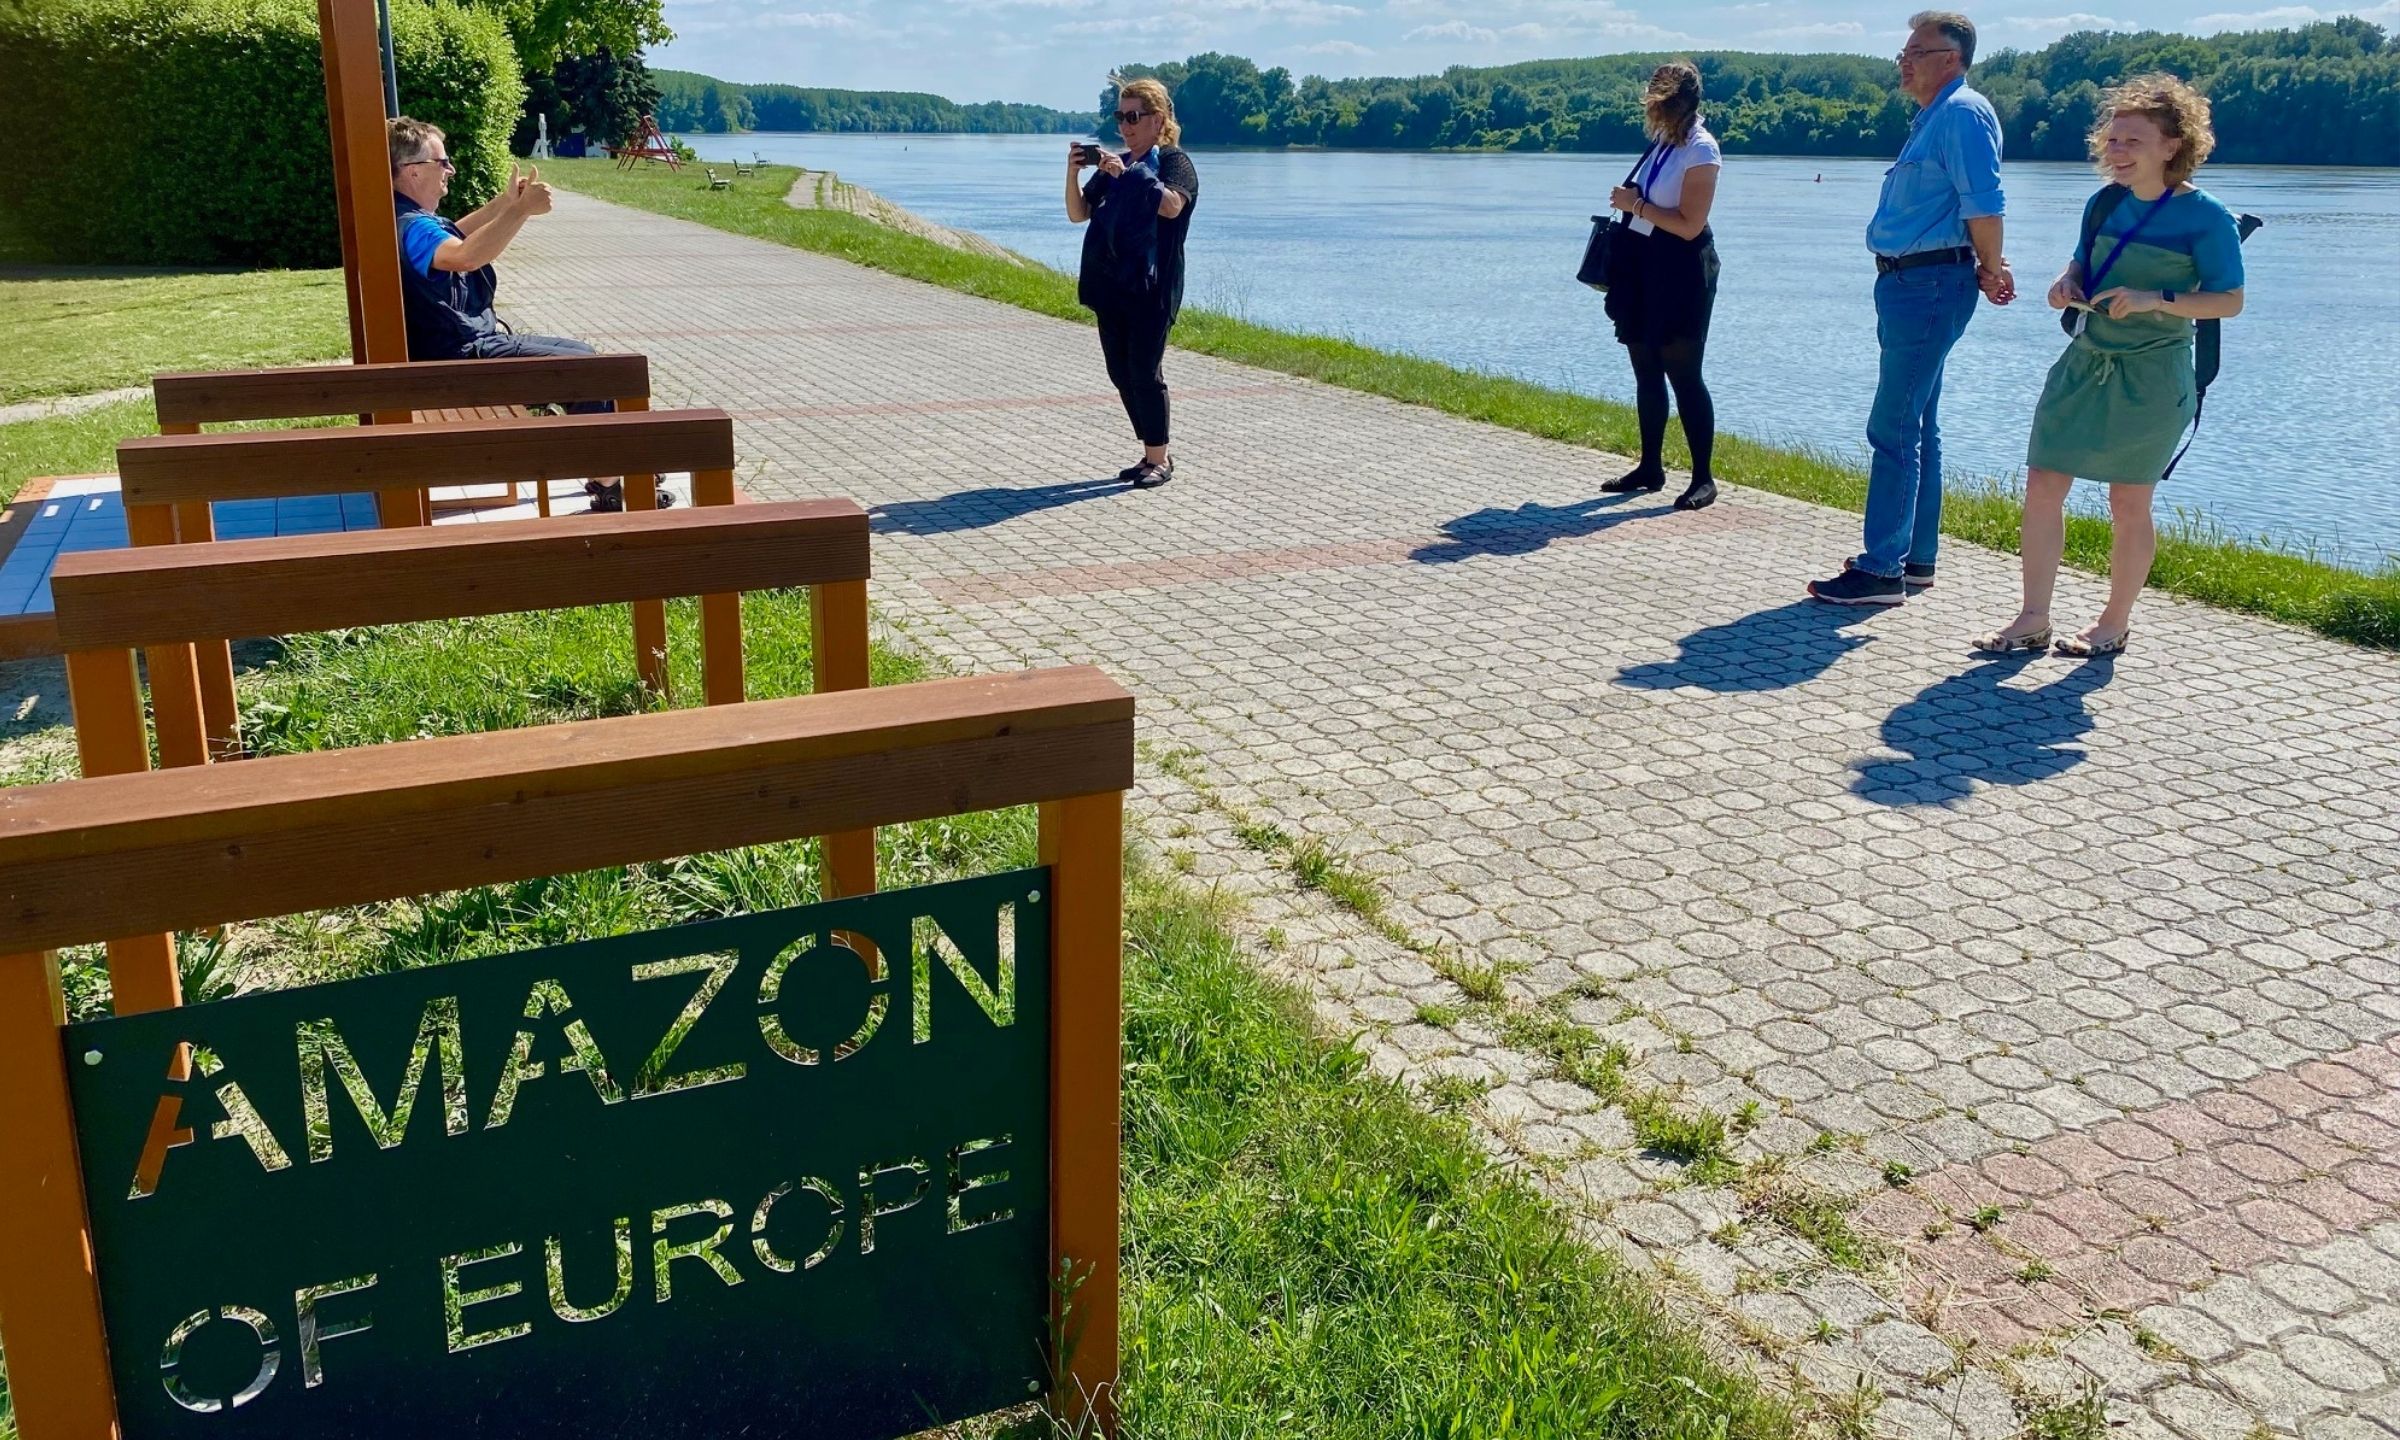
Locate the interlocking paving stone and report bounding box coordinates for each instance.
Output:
[507,191,2400,1438]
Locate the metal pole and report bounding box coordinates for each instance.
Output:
[376,0,398,115]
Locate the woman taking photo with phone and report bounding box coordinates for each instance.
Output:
[1974,73,2244,658]
[1599,60,1723,511]
[1066,77,1199,489]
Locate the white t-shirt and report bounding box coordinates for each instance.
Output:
[1628,121,1722,237]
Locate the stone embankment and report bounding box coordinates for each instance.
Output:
[782,169,1024,265]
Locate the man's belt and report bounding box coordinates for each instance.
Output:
[1875,246,1978,275]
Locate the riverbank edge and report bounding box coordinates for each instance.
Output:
[554,158,2400,651]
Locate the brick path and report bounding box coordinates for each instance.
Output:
[509,190,2400,1439]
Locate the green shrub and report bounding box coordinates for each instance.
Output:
[0,0,520,267]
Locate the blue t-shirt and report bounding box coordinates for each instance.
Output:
[400,210,456,277]
[1867,77,2006,257]
[2077,187,2244,292]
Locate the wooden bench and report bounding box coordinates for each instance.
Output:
[51,497,876,995]
[706,166,732,191]
[152,352,656,525]
[113,407,740,766]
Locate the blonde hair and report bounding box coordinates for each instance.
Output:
[2089,73,2215,188]
[1643,61,1702,145]
[1115,77,1181,146]
[388,116,445,173]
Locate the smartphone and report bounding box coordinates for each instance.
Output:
[1077,142,1107,166]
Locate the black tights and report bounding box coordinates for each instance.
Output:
[1625,337,1714,483]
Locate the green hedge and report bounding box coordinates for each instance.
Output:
[0,0,521,267]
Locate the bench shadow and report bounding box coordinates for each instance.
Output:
[1411,493,1662,564]
[869,476,1129,536]
[1851,654,2116,808]
[1616,600,1878,694]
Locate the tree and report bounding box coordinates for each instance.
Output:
[467,0,670,75]
[516,45,659,152]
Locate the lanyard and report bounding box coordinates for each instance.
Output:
[2085,191,2174,297]
[1638,144,1672,201]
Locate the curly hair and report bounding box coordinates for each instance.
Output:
[2089,72,2216,188]
[1643,61,1702,146]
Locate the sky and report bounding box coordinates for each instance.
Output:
[652,0,2400,110]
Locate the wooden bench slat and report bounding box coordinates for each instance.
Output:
[50,501,869,649]
[116,410,736,505]
[153,355,650,426]
[0,668,1136,952]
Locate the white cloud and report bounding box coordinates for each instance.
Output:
[1757,18,1866,38]
[2188,0,2398,24]
[1301,37,1377,52]
[2000,11,2134,27]
[1402,18,1500,39]
[753,9,863,28]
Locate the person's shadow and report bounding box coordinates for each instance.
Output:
[870,476,1128,536]
[1616,600,1878,694]
[1411,492,1662,564]
[1851,654,2116,807]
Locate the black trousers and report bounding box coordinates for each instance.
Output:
[466,330,614,415]
[1092,303,1173,447]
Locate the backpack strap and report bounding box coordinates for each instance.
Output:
[2162,210,2266,481]
[2077,184,2132,274]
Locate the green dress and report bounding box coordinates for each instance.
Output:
[2024,238,2201,486]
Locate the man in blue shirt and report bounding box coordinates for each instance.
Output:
[389,117,662,509]
[1808,11,2014,605]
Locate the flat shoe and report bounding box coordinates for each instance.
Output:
[1971,626,2051,654]
[1600,469,1665,494]
[1673,479,1717,511]
[2055,628,2130,658]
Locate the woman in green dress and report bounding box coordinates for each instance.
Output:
[1975,74,2246,658]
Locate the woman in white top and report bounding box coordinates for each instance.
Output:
[1600,61,1724,511]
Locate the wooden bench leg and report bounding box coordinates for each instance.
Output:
[124,503,210,770]
[173,501,242,760]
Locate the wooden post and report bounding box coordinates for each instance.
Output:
[0,951,122,1440]
[693,468,743,706]
[814,578,875,901]
[317,0,419,525]
[123,502,210,771]
[619,396,671,699]
[64,648,184,1012]
[167,488,241,761]
[1039,791,1122,1437]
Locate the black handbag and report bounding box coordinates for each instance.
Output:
[1577,145,1660,291]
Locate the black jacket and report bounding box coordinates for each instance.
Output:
[395,194,500,360]
[1078,146,1199,317]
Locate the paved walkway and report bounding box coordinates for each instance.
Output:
[507,191,2400,1440]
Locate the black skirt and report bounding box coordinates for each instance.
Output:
[1605,225,1720,348]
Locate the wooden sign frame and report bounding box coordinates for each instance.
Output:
[0,666,1132,1438]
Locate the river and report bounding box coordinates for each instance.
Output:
[685,132,2400,568]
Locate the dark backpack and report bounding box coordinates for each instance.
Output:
[2068,185,2263,478]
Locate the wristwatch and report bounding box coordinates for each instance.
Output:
[2160,290,2177,305]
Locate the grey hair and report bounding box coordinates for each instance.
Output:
[1908,9,1978,66]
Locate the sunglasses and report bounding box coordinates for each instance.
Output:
[1114,109,1150,124]
[1897,45,1957,61]
[403,156,457,172]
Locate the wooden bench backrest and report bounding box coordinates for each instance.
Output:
[4,666,1132,950]
[151,354,652,427]
[49,500,866,650]
[115,408,734,507]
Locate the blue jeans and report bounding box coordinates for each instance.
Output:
[466,331,613,415]
[1854,264,1980,577]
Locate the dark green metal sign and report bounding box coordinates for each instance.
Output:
[65,869,1052,1440]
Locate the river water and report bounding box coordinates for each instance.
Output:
[688,131,2400,568]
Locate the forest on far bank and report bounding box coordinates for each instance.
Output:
[1094,20,2396,166]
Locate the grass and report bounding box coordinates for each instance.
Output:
[549,157,2400,651]
[0,394,156,504]
[0,266,349,405]
[0,590,1790,1439]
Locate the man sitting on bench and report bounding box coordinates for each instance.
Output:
[390,116,670,510]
